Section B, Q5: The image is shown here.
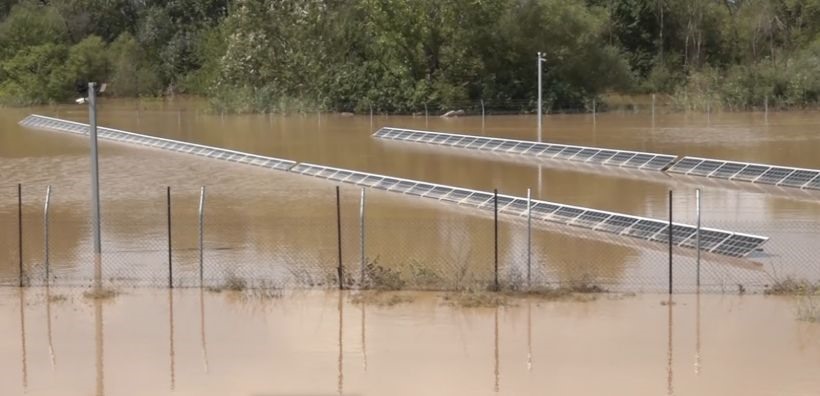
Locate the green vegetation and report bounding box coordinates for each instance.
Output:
[1,0,818,111]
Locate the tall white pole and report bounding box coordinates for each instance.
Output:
[537,52,544,142]
[696,188,701,288]
[89,83,101,254]
[359,187,366,287]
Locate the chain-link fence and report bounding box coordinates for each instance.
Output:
[1,182,818,293]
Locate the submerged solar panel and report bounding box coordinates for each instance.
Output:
[666,155,820,190]
[19,114,297,171]
[289,162,767,258]
[374,127,677,171]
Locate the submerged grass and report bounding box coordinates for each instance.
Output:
[765,278,820,296]
[349,291,416,307]
[764,278,820,323]
[443,283,610,308]
[83,287,119,300]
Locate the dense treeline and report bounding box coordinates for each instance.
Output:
[0,0,818,112]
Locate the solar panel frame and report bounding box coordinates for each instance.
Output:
[777,170,819,188]
[570,148,600,162]
[753,167,795,185]
[709,162,747,179]
[731,164,770,182]
[688,160,725,176]
[622,153,654,168]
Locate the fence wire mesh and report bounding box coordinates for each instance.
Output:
[1,182,818,294]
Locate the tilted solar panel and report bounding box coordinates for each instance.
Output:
[291,162,767,258]
[19,114,297,172]
[373,127,677,171]
[667,156,820,190]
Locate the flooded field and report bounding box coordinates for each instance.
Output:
[1,99,820,291]
[0,288,818,396]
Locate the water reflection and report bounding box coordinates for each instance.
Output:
[527,300,532,372]
[46,286,56,369]
[494,306,500,393]
[95,298,104,396]
[695,292,701,376]
[361,301,367,371]
[200,288,209,373]
[667,295,674,396]
[168,289,176,390]
[337,290,344,396]
[19,287,28,390]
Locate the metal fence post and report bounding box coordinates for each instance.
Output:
[494,189,499,291]
[359,187,366,288]
[336,186,344,290]
[696,188,701,288]
[668,190,673,295]
[18,183,23,287]
[198,186,205,288]
[44,185,52,286]
[167,186,173,289]
[527,188,532,288]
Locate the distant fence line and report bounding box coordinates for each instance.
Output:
[1,182,817,294]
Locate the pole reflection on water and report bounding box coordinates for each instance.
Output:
[667,295,674,396]
[19,287,28,390]
[47,286,56,370]
[95,298,104,396]
[494,306,500,393]
[527,300,532,372]
[695,292,701,375]
[200,287,209,373]
[169,289,176,390]
[338,290,344,396]
[361,301,367,371]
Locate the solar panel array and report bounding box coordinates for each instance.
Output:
[667,156,820,190]
[19,114,769,258]
[19,114,296,171]
[374,127,678,171]
[290,162,768,257]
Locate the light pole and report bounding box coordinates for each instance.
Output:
[88,82,102,287]
[537,52,546,142]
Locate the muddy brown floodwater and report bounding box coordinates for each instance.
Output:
[0,289,819,396]
[1,99,820,290]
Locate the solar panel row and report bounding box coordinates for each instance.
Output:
[19,115,297,171]
[290,163,767,258]
[666,156,820,190]
[18,114,770,258]
[373,127,678,171]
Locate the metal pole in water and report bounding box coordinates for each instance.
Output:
[336,186,344,289]
[18,183,23,287]
[668,190,673,295]
[44,185,51,285]
[527,188,532,288]
[369,105,373,132]
[198,186,205,288]
[89,83,102,287]
[764,95,769,124]
[696,188,701,289]
[359,187,366,288]
[481,99,485,132]
[167,186,173,289]
[494,189,499,291]
[424,103,428,128]
[652,93,656,128]
[537,52,545,142]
